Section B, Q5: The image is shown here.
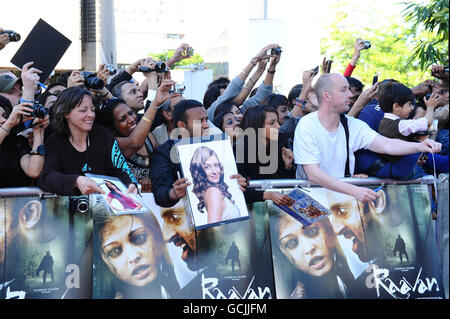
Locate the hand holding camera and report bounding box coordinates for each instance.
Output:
[96,64,115,84]
[252,44,279,64]
[0,28,20,50]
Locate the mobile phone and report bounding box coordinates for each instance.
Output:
[312,66,319,76]
[372,75,378,85]
[326,60,333,73]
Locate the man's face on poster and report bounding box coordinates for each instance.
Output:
[160,207,199,270]
[327,192,371,262]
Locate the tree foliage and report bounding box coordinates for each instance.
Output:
[402,0,449,70]
[319,1,437,88]
[148,50,204,67]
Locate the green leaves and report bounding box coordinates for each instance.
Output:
[402,0,449,70]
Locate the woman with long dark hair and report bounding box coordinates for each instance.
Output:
[233,105,295,206]
[189,146,240,223]
[37,86,138,195]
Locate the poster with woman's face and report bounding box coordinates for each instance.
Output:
[176,139,249,230]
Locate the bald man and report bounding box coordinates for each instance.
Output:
[293,73,441,202]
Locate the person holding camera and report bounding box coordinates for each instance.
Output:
[0,62,49,187]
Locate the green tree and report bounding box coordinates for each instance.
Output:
[402,0,449,70]
[320,2,431,87]
[148,50,204,68]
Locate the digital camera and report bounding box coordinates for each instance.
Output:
[82,71,105,90]
[69,195,89,214]
[27,101,49,118]
[363,40,371,49]
[270,47,282,55]
[170,83,185,94]
[105,64,117,76]
[138,61,168,73]
[3,30,21,42]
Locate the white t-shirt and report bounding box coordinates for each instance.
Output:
[293,111,379,178]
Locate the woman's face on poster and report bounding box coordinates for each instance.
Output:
[101,215,160,287]
[202,154,222,184]
[278,214,334,277]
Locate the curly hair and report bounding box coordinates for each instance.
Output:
[189,146,234,213]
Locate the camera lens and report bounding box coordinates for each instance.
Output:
[32,103,49,118]
[5,30,21,42]
[77,199,89,214]
[82,71,105,90]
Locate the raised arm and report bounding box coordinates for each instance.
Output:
[117,79,174,157]
[368,134,441,155]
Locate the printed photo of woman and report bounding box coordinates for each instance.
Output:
[189,146,241,224]
[104,180,143,212]
[270,212,354,299]
[93,211,180,299]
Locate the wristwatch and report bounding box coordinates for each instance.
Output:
[30,145,46,156]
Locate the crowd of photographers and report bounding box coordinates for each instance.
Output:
[0,28,448,210]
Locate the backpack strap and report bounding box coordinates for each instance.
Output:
[340,114,351,177]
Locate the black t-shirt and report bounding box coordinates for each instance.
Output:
[0,126,33,188]
[37,124,137,195]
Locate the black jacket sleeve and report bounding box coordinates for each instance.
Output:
[37,134,80,195]
[149,140,181,207]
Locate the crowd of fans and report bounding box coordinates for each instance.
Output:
[0,30,448,209]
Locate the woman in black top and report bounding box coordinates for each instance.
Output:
[37,87,138,196]
[233,105,295,205]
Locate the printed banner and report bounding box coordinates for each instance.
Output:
[0,196,93,299]
[2,183,445,299]
[92,193,274,299]
[268,184,445,299]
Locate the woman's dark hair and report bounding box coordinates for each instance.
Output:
[203,85,221,109]
[213,101,235,118]
[261,93,289,110]
[288,84,303,109]
[37,82,66,106]
[378,81,414,113]
[345,76,364,92]
[0,94,12,115]
[212,110,234,132]
[239,104,278,133]
[208,77,230,89]
[56,70,73,87]
[52,86,95,137]
[94,97,127,134]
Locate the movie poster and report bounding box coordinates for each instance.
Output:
[0,196,93,299]
[268,184,445,299]
[93,193,274,299]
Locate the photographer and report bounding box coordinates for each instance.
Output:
[0,62,49,187]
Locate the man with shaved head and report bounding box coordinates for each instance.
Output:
[293,73,441,202]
